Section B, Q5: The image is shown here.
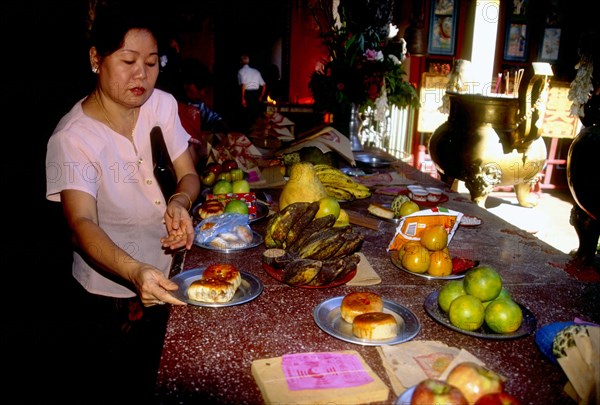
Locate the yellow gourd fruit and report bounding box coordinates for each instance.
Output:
[279,162,329,210]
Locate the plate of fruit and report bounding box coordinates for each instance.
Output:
[423,265,537,339]
[389,224,479,280]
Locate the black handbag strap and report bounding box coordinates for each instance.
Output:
[150,126,177,200]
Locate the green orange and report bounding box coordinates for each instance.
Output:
[448,294,485,331]
[463,266,503,302]
[438,280,466,313]
[484,298,523,333]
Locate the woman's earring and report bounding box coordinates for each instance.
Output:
[92,66,99,74]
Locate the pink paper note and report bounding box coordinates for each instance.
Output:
[282,352,373,391]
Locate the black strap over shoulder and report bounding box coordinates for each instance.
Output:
[150,126,177,200]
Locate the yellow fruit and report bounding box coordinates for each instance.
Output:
[401,243,431,273]
[428,250,453,276]
[484,298,523,333]
[420,224,448,251]
[448,295,485,331]
[463,266,503,302]
[334,209,350,227]
[438,280,466,313]
[315,196,341,220]
[399,201,420,217]
[397,241,422,262]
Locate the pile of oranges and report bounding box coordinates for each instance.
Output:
[438,266,524,334]
[398,224,453,277]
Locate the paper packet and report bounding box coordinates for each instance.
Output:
[387,207,463,251]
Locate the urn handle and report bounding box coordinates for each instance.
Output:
[516,62,553,150]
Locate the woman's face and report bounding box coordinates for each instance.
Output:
[97,28,159,108]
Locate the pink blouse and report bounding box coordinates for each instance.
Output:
[46,89,191,298]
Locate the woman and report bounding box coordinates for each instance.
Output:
[45,8,199,403]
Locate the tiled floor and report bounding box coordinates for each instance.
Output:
[479,187,580,256]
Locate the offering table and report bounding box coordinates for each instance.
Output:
[155,160,599,404]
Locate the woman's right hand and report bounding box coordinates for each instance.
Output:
[131,264,187,307]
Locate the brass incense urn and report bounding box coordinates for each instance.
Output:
[429,63,553,207]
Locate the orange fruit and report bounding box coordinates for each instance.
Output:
[438,280,466,313]
[484,298,523,333]
[448,294,485,331]
[482,287,512,309]
[401,243,431,273]
[420,224,448,251]
[428,250,453,276]
[315,196,341,220]
[397,241,422,262]
[463,266,502,302]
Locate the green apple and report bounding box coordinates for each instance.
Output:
[232,179,250,193]
[230,168,244,182]
[224,199,249,215]
[212,180,233,195]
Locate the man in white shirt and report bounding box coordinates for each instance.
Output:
[237,53,266,132]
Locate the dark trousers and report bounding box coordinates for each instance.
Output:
[50,278,169,404]
[242,89,263,133]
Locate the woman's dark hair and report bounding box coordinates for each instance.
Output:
[89,2,163,57]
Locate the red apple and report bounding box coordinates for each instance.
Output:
[206,162,222,176]
[474,392,521,405]
[410,378,467,405]
[446,362,505,404]
[221,159,238,172]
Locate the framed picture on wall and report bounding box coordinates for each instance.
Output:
[504,22,528,61]
[428,0,458,56]
[539,27,561,62]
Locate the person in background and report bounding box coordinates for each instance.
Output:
[177,58,229,168]
[237,53,266,132]
[44,5,199,403]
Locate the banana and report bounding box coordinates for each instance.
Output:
[287,214,337,254]
[331,183,372,199]
[329,231,365,259]
[297,226,352,260]
[331,253,361,283]
[306,257,347,286]
[323,185,355,201]
[282,259,322,286]
[284,201,320,248]
[265,202,311,248]
[317,173,358,187]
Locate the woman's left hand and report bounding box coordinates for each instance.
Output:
[161,200,195,250]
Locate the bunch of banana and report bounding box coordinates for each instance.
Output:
[313,164,372,201]
[263,201,365,286]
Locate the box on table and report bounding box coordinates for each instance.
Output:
[206,192,258,219]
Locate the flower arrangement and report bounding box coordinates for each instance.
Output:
[308,4,419,118]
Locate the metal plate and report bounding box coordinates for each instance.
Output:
[390,250,468,280]
[193,230,263,252]
[424,291,537,339]
[395,385,415,404]
[313,296,420,346]
[170,267,263,307]
[353,152,395,168]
